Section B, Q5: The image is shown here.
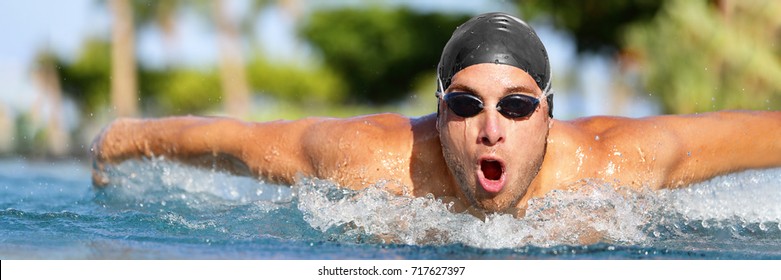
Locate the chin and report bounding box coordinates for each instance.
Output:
[442,151,537,214]
[473,181,528,212]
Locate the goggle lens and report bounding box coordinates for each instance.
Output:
[444,92,539,119]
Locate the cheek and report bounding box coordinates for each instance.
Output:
[507,120,548,150]
[443,120,479,155]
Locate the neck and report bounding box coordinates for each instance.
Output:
[516,119,560,209]
[408,114,459,198]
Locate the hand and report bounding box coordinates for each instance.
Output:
[90,120,113,187]
[90,118,138,187]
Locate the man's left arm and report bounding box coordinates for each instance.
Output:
[656,110,781,188]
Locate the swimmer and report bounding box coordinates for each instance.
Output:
[91,12,781,217]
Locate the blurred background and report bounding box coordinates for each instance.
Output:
[1,0,780,159]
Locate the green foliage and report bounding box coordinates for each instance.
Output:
[141,68,222,115]
[56,38,112,116]
[624,0,781,113]
[299,7,470,104]
[52,41,350,117]
[515,0,662,53]
[246,54,346,105]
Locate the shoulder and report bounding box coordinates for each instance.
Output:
[298,113,417,188]
[302,113,414,142]
[554,115,681,142]
[543,115,684,189]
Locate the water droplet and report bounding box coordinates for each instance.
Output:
[595,135,600,141]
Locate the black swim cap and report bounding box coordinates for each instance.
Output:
[437,12,551,94]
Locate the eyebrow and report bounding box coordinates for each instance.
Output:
[504,85,537,95]
[448,83,538,96]
[447,83,479,94]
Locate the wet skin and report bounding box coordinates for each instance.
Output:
[92,63,781,217]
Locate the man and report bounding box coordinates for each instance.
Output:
[91,12,781,217]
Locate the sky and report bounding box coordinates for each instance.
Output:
[0,0,658,121]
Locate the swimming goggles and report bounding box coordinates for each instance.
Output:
[442,92,540,119]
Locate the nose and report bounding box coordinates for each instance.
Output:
[478,111,505,146]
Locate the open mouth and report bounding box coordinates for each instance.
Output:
[481,160,503,180]
[478,158,506,194]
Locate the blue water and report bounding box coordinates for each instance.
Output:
[1,157,780,259]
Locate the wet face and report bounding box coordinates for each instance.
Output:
[437,63,550,212]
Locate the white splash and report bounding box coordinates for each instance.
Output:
[104,158,294,205]
[297,178,656,248]
[103,159,781,249]
[657,168,781,224]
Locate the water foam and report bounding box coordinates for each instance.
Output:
[101,157,294,206]
[101,159,781,249]
[297,178,656,248]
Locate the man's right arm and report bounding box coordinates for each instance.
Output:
[91,116,318,186]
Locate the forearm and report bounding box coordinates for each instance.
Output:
[91,116,251,185]
[91,116,318,186]
[664,110,781,187]
[93,116,236,162]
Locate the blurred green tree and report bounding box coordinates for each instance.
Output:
[56,38,112,116]
[131,0,254,116]
[140,68,222,115]
[624,0,781,113]
[299,7,470,104]
[246,54,346,105]
[514,0,662,53]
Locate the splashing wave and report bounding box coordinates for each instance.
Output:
[101,158,781,249]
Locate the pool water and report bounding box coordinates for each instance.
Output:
[1,157,780,259]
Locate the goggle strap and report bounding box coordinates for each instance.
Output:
[546,93,554,118]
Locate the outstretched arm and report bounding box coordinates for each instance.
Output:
[657,110,781,187]
[559,110,781,191]
[91,116,317,186]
